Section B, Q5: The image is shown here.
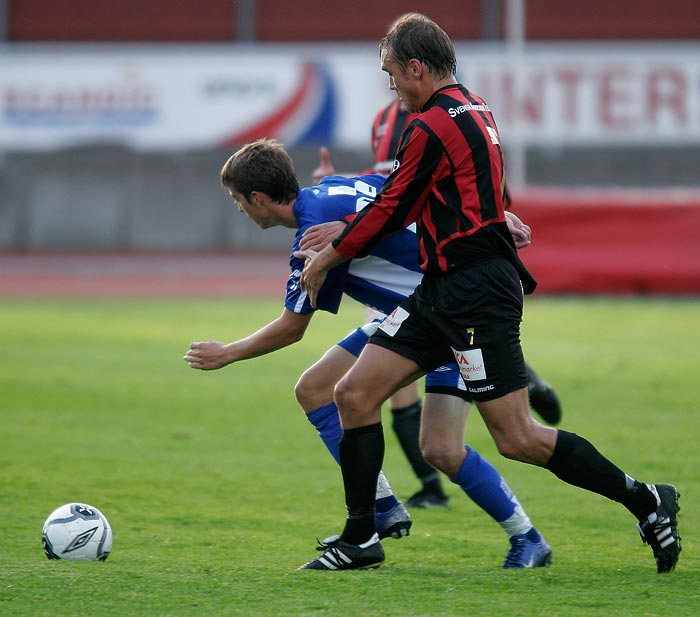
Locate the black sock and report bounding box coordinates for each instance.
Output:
[422,477,445,495]
[391,401,442,489]
[339,423,384,544]
[546,430,657,519]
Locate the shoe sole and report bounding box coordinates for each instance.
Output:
[378,522,411,540]
[299,559,384,571]
[357,561,383,570]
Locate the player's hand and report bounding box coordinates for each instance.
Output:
[183,340,231,370]
[505,211,532,249]
[311,146,336,184]
[299,221,346,251]
[293,248,327,308]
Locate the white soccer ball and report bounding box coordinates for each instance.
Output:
[42,503,113,561]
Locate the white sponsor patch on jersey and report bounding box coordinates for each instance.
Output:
[328,185,357,196]
[486,126,500,145]
[451,347,487,381]
[379,306,410,337]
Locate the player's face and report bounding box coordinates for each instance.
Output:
[228,189,273,229]
[381,51,422,113]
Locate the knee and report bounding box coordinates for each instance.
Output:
[334,377,376,424]
[421,443,447,472]
[294,368,325,412]
[333,378,360,412]
[293,372,310,410]
[420,438,463,477]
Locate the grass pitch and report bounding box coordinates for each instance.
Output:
[0,296,698,616]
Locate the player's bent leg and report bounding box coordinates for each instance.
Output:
[298,344,411,539]
[419,393,470,477]
[476,387,558,466]
[318,345,422,553]
[480,390,678,572]
[334,343,424,429]
[295,344,357,413]
[423,392,551,568]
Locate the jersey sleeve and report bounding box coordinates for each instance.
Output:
[285,242,350,315]
[332,124,442,259]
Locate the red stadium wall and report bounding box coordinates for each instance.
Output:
[7,0,700,42]
[526,0,700,40]
[255,0,482,42]
[8,0,236,42]
[514,189,700,294]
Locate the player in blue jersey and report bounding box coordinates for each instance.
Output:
[184,138,551,568]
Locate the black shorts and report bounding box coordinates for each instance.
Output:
[369,256,528,402]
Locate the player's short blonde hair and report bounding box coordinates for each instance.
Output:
[380,13,456,80]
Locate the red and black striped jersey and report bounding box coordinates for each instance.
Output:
[369,99,415,175]
[333,84,533,290]
[369,97,513,207]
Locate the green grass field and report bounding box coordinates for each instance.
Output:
[1,296,698,616]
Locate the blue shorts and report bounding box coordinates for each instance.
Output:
[337,321,471,402]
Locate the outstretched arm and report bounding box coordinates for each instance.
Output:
[184,308,313,370]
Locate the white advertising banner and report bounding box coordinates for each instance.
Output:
[0,43,698,151]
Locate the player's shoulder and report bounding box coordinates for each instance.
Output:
[316,175,356,189]
[432,85,490,115]
[354,174,387,190]
[316,174,386,192]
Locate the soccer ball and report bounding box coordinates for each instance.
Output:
[42,503,112,561]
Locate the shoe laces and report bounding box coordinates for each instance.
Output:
[315,535,340,551]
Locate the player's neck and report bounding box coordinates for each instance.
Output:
[275,199,298,229]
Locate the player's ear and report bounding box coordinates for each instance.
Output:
[408,58,422,78]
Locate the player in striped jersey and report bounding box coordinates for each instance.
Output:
[312,98,562,511]
[184,138,550,569]
[315,100,561,425]
[298,12,679,573]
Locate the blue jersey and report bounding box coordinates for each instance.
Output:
[286,174,423,315]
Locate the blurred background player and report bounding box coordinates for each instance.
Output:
[311,98,562,510]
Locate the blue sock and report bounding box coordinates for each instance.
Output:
[306,403,342,464]
[525,527,542,542]
[451,447,518,523]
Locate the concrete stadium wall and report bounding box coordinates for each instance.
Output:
[1,144,700,251]
[0,146,375,251]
